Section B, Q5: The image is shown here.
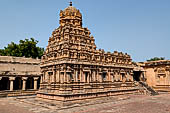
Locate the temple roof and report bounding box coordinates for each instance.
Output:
[60,3,82,20]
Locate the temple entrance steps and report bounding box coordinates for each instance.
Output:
[134,81,159,96]
[0,91,8,97]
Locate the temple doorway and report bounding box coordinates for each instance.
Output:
[0,77,9,90]
[26,77,34,89]
[14,77,22,90]
[133,71,142,81]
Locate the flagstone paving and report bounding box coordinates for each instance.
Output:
[0,93,170,113]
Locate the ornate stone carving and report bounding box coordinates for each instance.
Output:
[38,3,135,102]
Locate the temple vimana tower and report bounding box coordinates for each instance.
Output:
[37,2,141,102]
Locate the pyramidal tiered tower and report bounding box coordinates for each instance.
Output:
[37,2,138,102]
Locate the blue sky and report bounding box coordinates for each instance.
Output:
[0,0,170,62]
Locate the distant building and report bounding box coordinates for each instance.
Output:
[0,56,41,96]
[141,60,170,92]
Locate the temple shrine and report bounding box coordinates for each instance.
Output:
[37,2,142,102]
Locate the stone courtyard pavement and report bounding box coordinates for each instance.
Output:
[0,93,170,113]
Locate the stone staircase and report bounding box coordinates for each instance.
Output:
[0,91,7,97]
[134,81,159,96]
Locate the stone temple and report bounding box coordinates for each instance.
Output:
[37,2,141,102]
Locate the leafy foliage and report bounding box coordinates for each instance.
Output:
[147,57,165,61]
[0,38,44,59]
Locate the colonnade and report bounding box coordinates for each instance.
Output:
[0,76,40,91]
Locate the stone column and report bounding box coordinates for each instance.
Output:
[64,70,66,83]
[99,73,103,82]
[89,72,92,83]
[96,70,99,82]
[52,69,56,83]
[56,70,60,83]
[111,73,115,82]
[33,77,39,90]
[40,74,43,83]
[67,73,70,83]
[93,71,96,82]
[22,77,28,90]
[45,72,50,84]
[75,70,78,82]
[108,71,111,82]
[80,69,82,82]
[9,77,15,91]
[114,72,117,81]
[89,71,92,82]
[87,72,90,83]
[60,72,63,83]
[82,71,86,83]
[119,73,122,81]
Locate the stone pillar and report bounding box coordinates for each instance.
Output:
[44,72,47,83]
[9,77,15,91]
[93,71,96,82]
[82,71,86,83]
[46,72,50,83]
[43,72,45,82]
[96,70,99,82]
[90,71,92,82]
[111,73,114,82]
[118,72,121,81]
[33,77,39,90]
[67,73,70,83]
[52,69,56,83]
[99,73,103,82]
[56,70,60,83]
[89,72,92,83]
[40,74,43,83]
[108,71,111,82]
[80,69,82,82]
[87,72,90,83]
[75,70,78,82]
[114,72,117,81]
[22,77,28,90]
[60,72,63,83]
[64,70,66,83]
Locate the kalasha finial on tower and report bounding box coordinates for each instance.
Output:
[69,1,72,6]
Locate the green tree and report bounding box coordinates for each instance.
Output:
[147,57,165,61]
[0,38,44,59]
